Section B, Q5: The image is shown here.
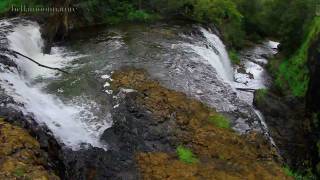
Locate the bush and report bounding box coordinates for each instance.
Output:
[255,89,268,104]
[261,0,316,53]
[283,166,315,180]
[127,10,156,22]
[276,18,320,97]
[208,114,230,129]
[154,0,244,48]
[192,0,244,48]
[176,145,198,164]
[228,49,240,65]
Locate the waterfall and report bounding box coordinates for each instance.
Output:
[0,20,109,150]
[182,27,234,82]
[199,27,234,81]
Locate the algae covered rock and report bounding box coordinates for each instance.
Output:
[0,118,59,180]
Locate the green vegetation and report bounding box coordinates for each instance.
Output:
[275,18,320,97]
[78,0,159,24]
[283,166,316,180]
[208,114,230,129]
[255,89,268,104]
[0,0,19,13]
[283,166,303,179]
[13,167,26,177]
[176,145,198,164]
[228,49,240,65]
[163,0,245,48]
[127,10,154,22]
[0,0,46,13]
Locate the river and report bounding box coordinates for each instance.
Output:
[0,18,278,151]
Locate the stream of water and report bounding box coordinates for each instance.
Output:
[0,18,277,150]
[0,19,110,150]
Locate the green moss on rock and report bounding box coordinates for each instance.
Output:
[276,17,320,97]
[208,114,230,129]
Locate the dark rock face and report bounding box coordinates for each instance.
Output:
[306,37,320,113]
[102,92,176,153]
[61,148,139,180]
[253,91,311,169]
[306,36,320,174]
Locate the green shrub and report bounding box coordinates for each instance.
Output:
[208,114,230,129]
[127,10,154,22]
[176,145,198,164]
[192,0,244,48]
[283,166,302,179]
[228,49,240,65]
[276,17,320,97]
[0,0,20,13]
[157,0,244,48]
[0,0,44,14]
[255,89,268,104]
[283,166,315,180]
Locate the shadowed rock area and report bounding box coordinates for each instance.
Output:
[253,90,312,170]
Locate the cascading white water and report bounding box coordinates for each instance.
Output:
[199,27,234,81]
[0,21,109,150]
[182,27,234,82]
[7,23,71,79]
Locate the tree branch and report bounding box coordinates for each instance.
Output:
[236,88,257,92]
[0,48,69,74]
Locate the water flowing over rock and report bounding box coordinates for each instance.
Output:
[0,18,288,179]
[0,18,111,150]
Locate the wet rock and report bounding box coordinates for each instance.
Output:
[60,148,139,180]
[0,55,17,69]
[253,90,312,169]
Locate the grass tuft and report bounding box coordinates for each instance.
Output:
[176,146,198,164]
[208,114,230,129]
